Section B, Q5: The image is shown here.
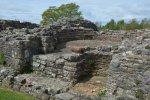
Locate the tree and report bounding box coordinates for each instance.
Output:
[117,19,125,30]
[101,18,150,30]
[140,18,150,29]
[105,19,117,30]
[128,19,139,30]
[41,3,83,25]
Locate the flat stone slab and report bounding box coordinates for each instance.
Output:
[33,52,83,62]
[14,74,72,99]
[66,40,120,49]
[55,93,75,100]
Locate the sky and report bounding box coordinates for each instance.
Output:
[0,0,150,24]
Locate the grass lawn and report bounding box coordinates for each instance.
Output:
[0,87,36,100]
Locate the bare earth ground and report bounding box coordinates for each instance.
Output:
[70,76,107,96]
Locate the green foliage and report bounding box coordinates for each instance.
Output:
[117,20,125,30]
[99,18,150,30]
[41,3,83,25]
[135,90,144,99]
[104,19,118,30]
[87,59,95,67]
[0,87,36,100]
[0,52,6,65]
[134,79,142,85]
[97,90,106,97]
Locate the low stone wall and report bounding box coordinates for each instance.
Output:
[96,30,145,42]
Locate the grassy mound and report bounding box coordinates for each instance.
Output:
[0,87,36,100]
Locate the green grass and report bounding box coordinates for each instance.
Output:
[0,87,36,100]
[135,89,144,99]
[134,79,142,85]
[87,59,95,67]
[97,90,106,97]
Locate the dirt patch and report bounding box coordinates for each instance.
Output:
[71,76,107,96]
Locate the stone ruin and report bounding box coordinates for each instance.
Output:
[0,18,149,100]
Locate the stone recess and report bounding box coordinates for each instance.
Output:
[0,18,150,100]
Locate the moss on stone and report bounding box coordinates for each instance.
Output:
[134,79,142,85]
[0,52,6,65]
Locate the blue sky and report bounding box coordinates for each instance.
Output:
[0,0,150,24]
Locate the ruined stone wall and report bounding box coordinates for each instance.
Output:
[108,33,150,100]
[0,19,38,30]
[96,30,145,42]
[51,18,98,43]
[32,53,84,83]
[0,19,97,73]
[0,33,55,72]
[1,19,150,100]
[32,49,113,84]
[58,29,96,43]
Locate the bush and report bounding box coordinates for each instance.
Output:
[135,90,144,99]
[0,52,6,65]
[134,79,142,85]
[97,90,106,97]
[87,59,95,67]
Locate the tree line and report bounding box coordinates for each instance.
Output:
[97,18,150,30]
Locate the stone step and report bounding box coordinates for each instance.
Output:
[32,52,84,83]
[13,74,72,100]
